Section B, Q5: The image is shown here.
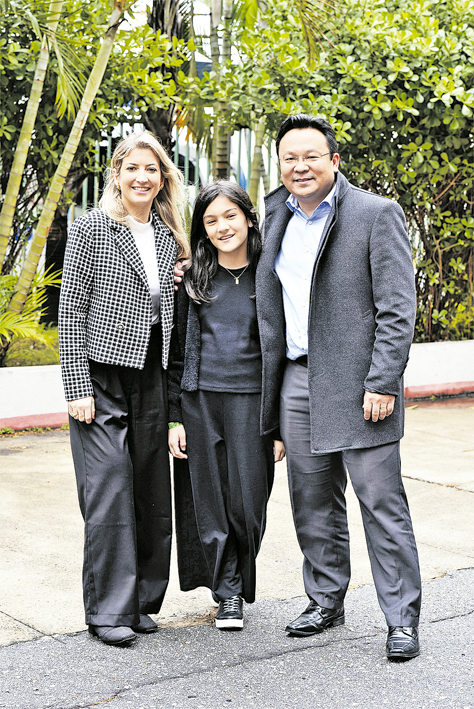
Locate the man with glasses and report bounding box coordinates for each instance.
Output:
[256,114,422,660]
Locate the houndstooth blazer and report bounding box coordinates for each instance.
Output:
[58,208,177,401]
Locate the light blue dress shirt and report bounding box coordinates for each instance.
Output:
[275,184,336,359]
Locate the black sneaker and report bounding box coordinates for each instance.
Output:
[215,595,244,630]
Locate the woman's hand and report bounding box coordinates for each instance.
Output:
[68,397,95,424]
[169,424,187,458]
[273,440,286,462]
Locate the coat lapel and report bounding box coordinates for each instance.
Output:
[261,188,292,269]
[112,220,149,286]
[152,213,177,342]
[311,172,347,275]
[152,213,176,294]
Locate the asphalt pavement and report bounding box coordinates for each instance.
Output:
[0,397,473,708]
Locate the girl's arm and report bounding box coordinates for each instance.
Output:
[167,282,188,423]
[273,440,286,462]
[169,424,187,458]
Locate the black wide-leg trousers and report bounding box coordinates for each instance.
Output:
[280,360,422,627]
[69,327,171,627]
[181,390,274,604]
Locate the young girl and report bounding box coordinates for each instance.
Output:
[168,181,285,630]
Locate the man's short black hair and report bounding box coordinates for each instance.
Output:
[275,114,339,158]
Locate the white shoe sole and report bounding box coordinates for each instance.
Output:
[215,618,244,629]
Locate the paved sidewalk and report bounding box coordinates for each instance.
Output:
[0,398,473,707]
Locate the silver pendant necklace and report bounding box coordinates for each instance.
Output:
[220,263,250,284]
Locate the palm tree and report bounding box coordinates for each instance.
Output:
[145,0,183,153]
[7,0,130,316]
[180,0,337,181]
[0,0,65,272]
[248,115,266,205]
[212,0,233,178]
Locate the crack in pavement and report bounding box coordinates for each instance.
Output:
[39,632,377,709]
[430,607,474,624]
[402,474,474,492]
[0,611,66,645]
[5,606,474,709]
[414,541,474,559]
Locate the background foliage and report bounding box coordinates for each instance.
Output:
[1,0,472,350]
[178,0,474,341]
[0,0,185,274]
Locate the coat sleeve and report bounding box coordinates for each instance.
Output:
[364,199,416,396]
[167,283,188,423]
[58,215,95,401]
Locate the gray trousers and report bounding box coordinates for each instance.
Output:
[181,390,274,603]
[69,326,171,627]
[280,361,421,627]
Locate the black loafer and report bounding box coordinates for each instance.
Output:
[131,614,158,633]
[386,626,420,659]
[88,625,136,647]
[285,600,345,636]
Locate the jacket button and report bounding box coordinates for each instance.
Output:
[117,323,124,330]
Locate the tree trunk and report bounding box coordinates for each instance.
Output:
[259,153,270,195]
[248,116,266,206]
[8,0,128,316]
[146,0,183,157]
[143,106,175,156]
[0,0,63,272]
[212,0,232,179]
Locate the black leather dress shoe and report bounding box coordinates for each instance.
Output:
[88,625,136,647]
[285,600,345,636]
[386,626,420,659]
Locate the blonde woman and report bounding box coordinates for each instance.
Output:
[59,131,188,647]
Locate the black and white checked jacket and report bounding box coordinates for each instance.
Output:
[58,208,177,401]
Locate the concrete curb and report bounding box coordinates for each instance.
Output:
[404,338,474,398]
[405,381,474,399]
[0,365,67,430]
[0,412,68,430]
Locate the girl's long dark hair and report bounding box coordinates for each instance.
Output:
[184,181,262,304]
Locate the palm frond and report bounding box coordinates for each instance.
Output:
[50,33,87,119]
[234,0,258,28]
[0,311,50,344]
[2,0,88,119]
[32,267,62,289]
[0,267,61,343]
[292,0,339,57]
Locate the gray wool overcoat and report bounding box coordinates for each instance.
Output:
[255,171,416,454]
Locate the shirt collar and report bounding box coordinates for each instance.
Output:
[285,181,337,218]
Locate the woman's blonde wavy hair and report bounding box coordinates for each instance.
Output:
[100,131,189,258]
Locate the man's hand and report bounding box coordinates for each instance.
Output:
[169,424,187,458]
[274,440,286,462]
[68,397,95,424]
[363,391,395,422]
[174,260,188,289]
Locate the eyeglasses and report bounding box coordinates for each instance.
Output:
[279,152,331,166]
